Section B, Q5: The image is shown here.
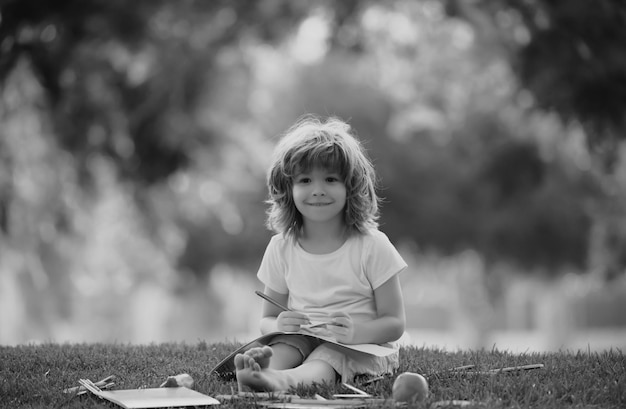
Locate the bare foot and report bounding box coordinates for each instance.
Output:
[246,345,273,369]
[235,346,290,392]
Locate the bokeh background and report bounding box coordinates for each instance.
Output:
[1,0,625,353]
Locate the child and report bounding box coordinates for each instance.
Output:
[235,115,407,391]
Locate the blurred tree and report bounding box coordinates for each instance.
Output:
[298,1,606,273]
[0,0,318,185]
[445,0,626,278]
[375,117,598,273]
[0,0,320,278]
[445,0,626,170]
[0,0,325,342]
[1,0,622,280]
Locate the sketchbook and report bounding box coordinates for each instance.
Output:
[84,386,220,408]
[210,331,397,380]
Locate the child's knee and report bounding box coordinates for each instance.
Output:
[268,334,321,361]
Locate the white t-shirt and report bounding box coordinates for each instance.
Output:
[257,229,407,323]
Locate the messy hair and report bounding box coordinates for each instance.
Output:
[266,115,380,237]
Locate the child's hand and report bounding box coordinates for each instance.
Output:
[327,312,356,344]
[276,311,310,332]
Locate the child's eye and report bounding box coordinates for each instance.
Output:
[296,177,311,184]
[326,176,340,183]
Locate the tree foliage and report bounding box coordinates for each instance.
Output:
[446,0,626,170]
[1,0,316,184]
[0,0,623,278]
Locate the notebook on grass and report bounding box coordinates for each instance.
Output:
[84,386,219,408]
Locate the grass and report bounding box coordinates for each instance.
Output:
[1,341,624,408]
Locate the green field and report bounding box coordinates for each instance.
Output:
[1,341,624,408]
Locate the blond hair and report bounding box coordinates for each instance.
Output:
[266,115,379,237]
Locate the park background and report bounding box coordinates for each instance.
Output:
[1,0,625,353]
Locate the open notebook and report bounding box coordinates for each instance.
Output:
[210,331,397,380]
[83,386,219,408]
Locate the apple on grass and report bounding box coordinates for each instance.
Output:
[392,372,429,403]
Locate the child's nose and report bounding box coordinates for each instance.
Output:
[312,181,326,196]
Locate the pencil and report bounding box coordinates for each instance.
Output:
[255,290,291,312]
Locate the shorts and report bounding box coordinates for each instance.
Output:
[268,334,399,383]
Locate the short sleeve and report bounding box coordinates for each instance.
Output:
[257,234,289,294]
[364,231,407,289]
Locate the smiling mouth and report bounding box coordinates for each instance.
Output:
[308,202,331,206]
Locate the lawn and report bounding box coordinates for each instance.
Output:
[1,341,624,408]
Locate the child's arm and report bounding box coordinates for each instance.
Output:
[328,275,406,344]
[258,287,310,334]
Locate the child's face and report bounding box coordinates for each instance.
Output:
[292,166,347,227]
